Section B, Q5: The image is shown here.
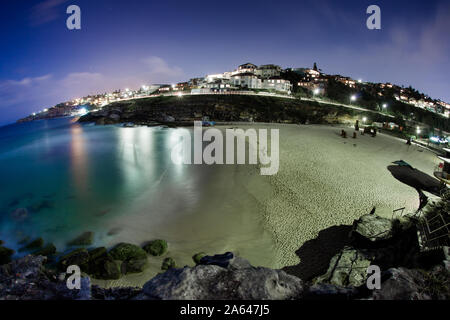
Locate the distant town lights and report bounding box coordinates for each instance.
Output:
[177,92,183,98]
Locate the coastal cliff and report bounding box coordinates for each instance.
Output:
[78,95,389,126]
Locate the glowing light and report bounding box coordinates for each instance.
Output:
[313,88,320,95]
[43,108,48,112]
[362,117,367,123]
[358,79,362,83]
[177,92,183,98]
[350,95,357,102]
[382,104,387,108]
[430,136,440,143]
[78,107,88,116]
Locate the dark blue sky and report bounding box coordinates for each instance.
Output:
[0,0,449,125]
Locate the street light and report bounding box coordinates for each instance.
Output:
[382,104,387,109]
[350,95,357,103]
[313,88,320,96]
[362,117,367,123]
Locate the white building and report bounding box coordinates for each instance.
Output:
[230,73,262,89]
[255,64,282,79]
[262,78,292,93]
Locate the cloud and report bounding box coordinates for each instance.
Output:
[0,56,185,124]
[142,56,185,82]
[30,0,69,26]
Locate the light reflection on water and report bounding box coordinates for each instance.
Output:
[0,118,275,270]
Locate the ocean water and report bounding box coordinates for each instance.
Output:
[0,118,275,275]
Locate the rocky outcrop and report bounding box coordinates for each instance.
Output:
[0,246,15,265]
[351,214,394,243]
[143,240,168,256]
[0,255,91,300]
[313,247,372,287]
[370,265,449,300]
[141,256,304,300]
[109,243,147,261]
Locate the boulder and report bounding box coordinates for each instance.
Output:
[199,252,234,268]
[351,214,394,245]
[0,246,15,265]
[314,246,372,287]
[59,248,90,271]
[122,259,148,274]
[19,238,44,252]
[84,247,121,280]
[67,232,94,246]
[143,240,168,256]
[161,257,176,271]
[33,243,56,257]
[370,268,432,300]
[142,256,304,300]
[109,243,147,261]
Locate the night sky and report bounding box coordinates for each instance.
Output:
[0,0,449,126]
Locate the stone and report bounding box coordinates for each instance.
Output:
[59,248,90,271]
[199,252,234,268]
[88,247,107,261]
[314,246,372,287]
[143,240,168,256]
[85,247,122,280]
[109,243,147,261]
[371,268,432,300]
[122,259,148,274]
[162,257,176,271]
[88,254,122,280]
[33,243,56,257]
[351,214,394,244]
[67,231,94,246]
[0,246,15,265]
[143,257,304,300]
[19,237,44,252]
[192,252,207,264]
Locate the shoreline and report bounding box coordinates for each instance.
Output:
[1,123,441,289]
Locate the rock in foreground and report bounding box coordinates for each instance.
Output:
[142,256,304,300]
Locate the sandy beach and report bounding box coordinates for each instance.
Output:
[90,123,440,287]
[250,124,438,272]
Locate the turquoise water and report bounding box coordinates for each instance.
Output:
[0,118,275,270]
